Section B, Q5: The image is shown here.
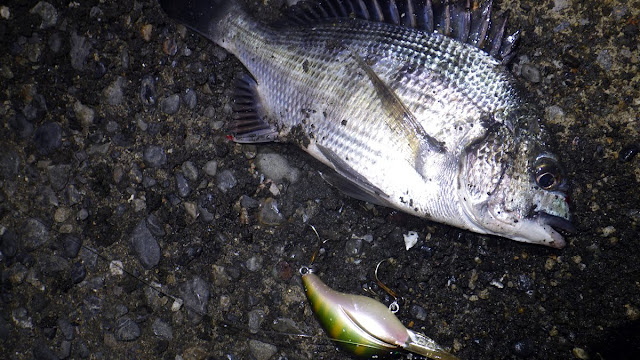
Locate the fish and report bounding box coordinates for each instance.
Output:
[159,0,575,248]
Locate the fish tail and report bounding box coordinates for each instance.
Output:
[158,0,242,46]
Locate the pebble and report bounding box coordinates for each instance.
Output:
[130,220,160,269]
[58,340,71,359]
[54,207,71,223]
[183,88,197,109]
[512,339,535,357]
[520,63,541,83]
[103,76,125,106]
[203,160,218,176]
[9,113,34,138]
[181,161,198,181]
[596,50,612,71]
[33,122,62,155]
[146,214,166,237]
[152,318,173,340]
[409,304,428,321]
[47,164,71,191]
[248,339,277,360]
[23,218,50,251]
[572,347,589,359]
[32,343,59,360]
[246,255,263,272]
[248,309,266,334]
[160,94,180,115]
[30,2,58,29]
[143,145,167,168]
[403,231,419,250]
[0,150,20,180]
[70,262,86,284]
[73,101,94,127]
[140,75,157,106]
[175,173,190,198]
[114,317,141,341]
[1,229,18,258]
[255,152,299,183]
[345,237,364,256]
[57,318,75,341]
[179,276,210,316]
[216,169,237,193]
[258,198,284,225]
[70,32,91,71]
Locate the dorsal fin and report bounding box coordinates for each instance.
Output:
[280,0,519,64]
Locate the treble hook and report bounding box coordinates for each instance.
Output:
[374,258,400,313]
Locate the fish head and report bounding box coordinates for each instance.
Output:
[459,122,574,248]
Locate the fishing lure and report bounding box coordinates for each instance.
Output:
[301,267,459,359]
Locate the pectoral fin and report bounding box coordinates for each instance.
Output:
[351,53,446,170]
[227,74,279,143]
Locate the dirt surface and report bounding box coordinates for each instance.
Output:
[1,1,639,359]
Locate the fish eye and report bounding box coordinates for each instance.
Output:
[534,157,562,190]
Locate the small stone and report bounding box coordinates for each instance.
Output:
[572,347,589,359]
[70,262,86,284]
[152,318,173,340]
[139,24,153,42]
[76,208,89,221]
[30,2,58,29]
[345,238,363,256]
[54,207,71,223]
[246,255,263,272]
[409,304,427,321]
[140,75,156,106]
[512,339,535,357]
[203,160,218,176]
[48,164,71,191]
[248,309,266,334]
[160,94,180,115]
[143,145,167,168]
[103,76,125,106]
[255,152,299,183]
[130,220,160,269]
[57,318,75,341]
[179,276,210,317]
[73,101,94,128]
[33,122,62,155]
[109,260,124,276]
[248,339,277,360]
[114,317,141,341]
[176,173,190,198]
[0,150,20,180]
[184,202,198,219]
[1,230,18,258]
[70,32,91,71]
[258,198,284,226]
[182,161,198,181]
[23,218,50,251]
[32,343,58,360]
[216,169,237,193]
[183,88,197,109]
[0,6,10,20]
[520,63,541,83]
[146,214,166,237]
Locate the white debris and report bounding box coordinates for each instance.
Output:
[403,231,419,250]
[110,260,124,276]
[171,298,184,312]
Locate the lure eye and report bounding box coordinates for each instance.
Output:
[534,157,562,190]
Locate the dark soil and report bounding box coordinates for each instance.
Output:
[1,1,639,359]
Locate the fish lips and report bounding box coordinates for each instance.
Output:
[536,211,576,248]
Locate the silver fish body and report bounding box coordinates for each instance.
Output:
[160,0,574,247]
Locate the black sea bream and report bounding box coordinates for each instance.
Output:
[160,0,574,247]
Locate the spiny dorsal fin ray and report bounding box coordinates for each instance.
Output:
[280,0,519,63]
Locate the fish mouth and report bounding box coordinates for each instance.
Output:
[535,212,576,248]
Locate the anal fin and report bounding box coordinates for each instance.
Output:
[227,74,279,143]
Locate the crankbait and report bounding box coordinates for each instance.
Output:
[301,267,459,359]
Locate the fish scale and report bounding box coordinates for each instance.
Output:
[160,0,574,248]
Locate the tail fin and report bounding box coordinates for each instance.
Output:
[158,0,237,43]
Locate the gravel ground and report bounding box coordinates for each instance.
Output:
[1,1,639,359]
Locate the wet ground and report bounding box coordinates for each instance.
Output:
[1,0,639,359]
